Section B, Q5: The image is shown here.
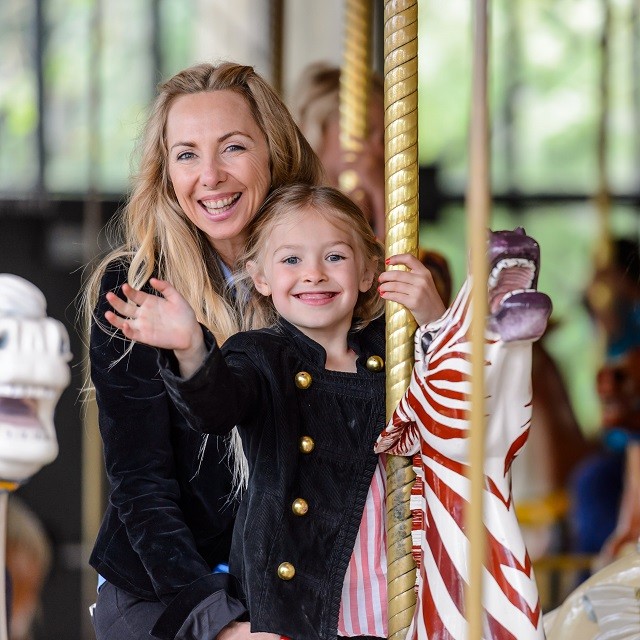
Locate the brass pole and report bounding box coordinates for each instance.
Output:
[383,1,419,639]
[465,0,490,639]
[595,0,612,271]
[269,0,284,96]
[81,0,104,636]
[339,0,372,203]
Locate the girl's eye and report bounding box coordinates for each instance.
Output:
[282,256,300,265]
[326,254,345,263]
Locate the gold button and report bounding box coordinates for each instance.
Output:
[366,355,384,372]
[295,371,312,389]
[277,562,295,580]
[299,436,315,453]
[292,498,309,516]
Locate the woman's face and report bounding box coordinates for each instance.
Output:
[166,90,271,265]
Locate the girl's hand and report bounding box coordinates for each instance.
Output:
[105,278,205,377]
[378,253,446,326]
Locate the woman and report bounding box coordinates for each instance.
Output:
[83,61,323,640]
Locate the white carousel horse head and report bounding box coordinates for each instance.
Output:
[544,547,640,639]
[376,227,552,640]
[0,274,72,484]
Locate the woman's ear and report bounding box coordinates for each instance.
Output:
[247,260,272,296]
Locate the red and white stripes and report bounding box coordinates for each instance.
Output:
[376,278,544,640]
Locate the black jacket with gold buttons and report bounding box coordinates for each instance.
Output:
[160,317,386,640]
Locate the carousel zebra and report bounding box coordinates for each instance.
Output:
[376,227,552,640]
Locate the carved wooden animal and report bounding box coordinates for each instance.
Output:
[376,228,552,640]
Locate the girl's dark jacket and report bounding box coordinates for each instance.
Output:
[160,317,386,640]
[88,263,246,640]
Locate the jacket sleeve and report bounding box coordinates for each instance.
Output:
[160,330,263,436]
[90,263,246,639]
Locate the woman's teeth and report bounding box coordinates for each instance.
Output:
[202,193,240,212]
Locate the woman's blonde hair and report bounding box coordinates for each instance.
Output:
[81,62,323,493]
[236,183,385,331]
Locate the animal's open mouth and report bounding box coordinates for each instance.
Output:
[487,257,552,342]
[488,258,536,315]
[0,396,41,428]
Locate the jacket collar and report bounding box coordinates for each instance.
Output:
[273,317,377,369]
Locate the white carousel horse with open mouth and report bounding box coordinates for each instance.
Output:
[0,274,72,640]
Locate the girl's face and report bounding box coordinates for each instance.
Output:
[250,207,375,343]
[166,90,271,265]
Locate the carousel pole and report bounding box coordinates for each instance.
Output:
[339,0,372,203]
[81,1,104,636]
[595,0,612,272]
[465,0,490,638]
[382,2,419,638]
[269,0,284,96]
[586,0,613,356]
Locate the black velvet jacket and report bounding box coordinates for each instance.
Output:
[88,263,246,640]
[160,317,386,640]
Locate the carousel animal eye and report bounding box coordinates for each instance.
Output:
[420,331,433,353]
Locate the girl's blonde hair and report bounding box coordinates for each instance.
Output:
[81,62,323,494]
[236,183,385,331]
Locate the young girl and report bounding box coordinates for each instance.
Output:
[105,184,441,640]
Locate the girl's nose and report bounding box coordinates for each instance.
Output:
[303,263,327,283]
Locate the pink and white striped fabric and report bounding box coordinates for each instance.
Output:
[338,456,388,638]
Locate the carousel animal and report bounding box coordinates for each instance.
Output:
[0,274,71,640]
[543,545,640,639]
[376,228,552,640]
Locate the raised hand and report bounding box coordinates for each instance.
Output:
[105,278,206,378]
[378,253,446,326]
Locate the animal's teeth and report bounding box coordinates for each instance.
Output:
[488,258,534,289]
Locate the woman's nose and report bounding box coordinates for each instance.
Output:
[201,159,226,188]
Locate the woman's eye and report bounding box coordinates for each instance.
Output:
[224,143,245,153]
[176,151,195,161]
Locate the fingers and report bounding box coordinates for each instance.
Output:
[384,253,426,272]
[104,309,135,340]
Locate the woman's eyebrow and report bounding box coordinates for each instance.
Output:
[170,131,251,151]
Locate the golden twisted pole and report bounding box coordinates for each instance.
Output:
[339,0,372,202]
[465,0,490,638]
[383,2,419,638]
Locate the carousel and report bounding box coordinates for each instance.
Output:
[1,1,640,639]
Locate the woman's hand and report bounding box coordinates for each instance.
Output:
[105,278,206,377]
[378,253,446,326]
[216,621,280,640]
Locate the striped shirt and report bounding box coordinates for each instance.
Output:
[338,455,388,637]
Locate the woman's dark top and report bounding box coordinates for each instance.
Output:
[160,317,386,640]
[88,262,246,640]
